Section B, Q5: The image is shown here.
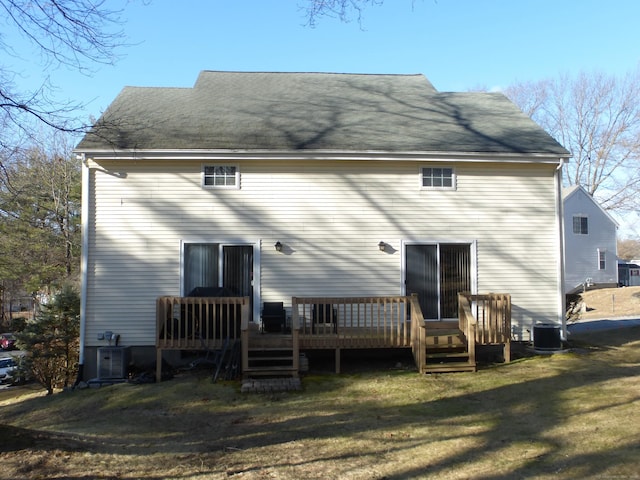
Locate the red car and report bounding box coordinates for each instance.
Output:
[0,333,16,350]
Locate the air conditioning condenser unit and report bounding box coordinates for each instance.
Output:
[97,346,130,379]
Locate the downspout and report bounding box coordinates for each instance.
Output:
[75,153,90,386]
[555,158,567,339]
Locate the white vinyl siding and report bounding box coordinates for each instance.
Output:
[85,159,561,345]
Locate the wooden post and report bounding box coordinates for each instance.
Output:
[156,348,163,383]
[292,323,300,377]
[335,347,341,374]
[241,297,250,376]
[503,341,511,363]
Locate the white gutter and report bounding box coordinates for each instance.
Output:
[78,153,90,373]
[74,148,569,164]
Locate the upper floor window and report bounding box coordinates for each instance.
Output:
[573,215,588,235]
[421,167,456,190]
[203,165,239,188]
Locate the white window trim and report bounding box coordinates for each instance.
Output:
[180,239,261,323]
[202,164,240,189]
[401,239,478,298]
[597,248,606,270]
[419,165,457,191]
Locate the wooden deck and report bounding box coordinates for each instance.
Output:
[155,293,511,382]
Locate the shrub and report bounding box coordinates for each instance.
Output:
[16,286,80,394]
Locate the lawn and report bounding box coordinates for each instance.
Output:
[1,326,639,479]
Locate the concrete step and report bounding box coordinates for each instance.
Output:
[241,377,302,393]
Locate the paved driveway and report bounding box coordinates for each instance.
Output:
[567,316,640,334]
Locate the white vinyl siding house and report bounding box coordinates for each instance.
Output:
[563,185,618,293]
[76,71,570,378]
[84,158,561,346]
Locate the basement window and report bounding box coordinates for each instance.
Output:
[202,165,239,189]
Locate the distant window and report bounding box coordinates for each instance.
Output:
[598,249,606,270]
[573,215,588,234]
[203,165,239,188]
[421,167,456,190]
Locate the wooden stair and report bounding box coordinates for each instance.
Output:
[243,333,298,378]
[424,326,476,373]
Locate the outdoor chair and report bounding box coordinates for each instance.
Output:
[261,301,286,333]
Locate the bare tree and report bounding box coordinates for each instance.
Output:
[618,238,640,261]
[504,68,640,214]
[301,0,383,26]
[0,0,128,146]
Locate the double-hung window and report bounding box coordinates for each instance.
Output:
[421,167,456,190]
[202,165,239,188]
[573,215,588,235]
[598,249,606,270]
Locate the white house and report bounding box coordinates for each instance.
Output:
[563,185,618,294]
[74,71,570,379]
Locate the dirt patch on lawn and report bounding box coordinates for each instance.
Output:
[571,286,640,320]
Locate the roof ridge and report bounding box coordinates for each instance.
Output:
[197,70,425,76]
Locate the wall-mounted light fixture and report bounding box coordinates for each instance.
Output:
[378,241,386,252]
[275,241,283,252]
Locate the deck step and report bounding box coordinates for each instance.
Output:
[249,356,294,361]
[249,348,295,353]
[426,351,469,359]
[245,345,298,378]
[243,366,299,377]
[427,329,463,336]
[423,363,476,373]
[244,365,298,372]
[423,325,473,370]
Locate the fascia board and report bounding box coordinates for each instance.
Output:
[76,149,570,164]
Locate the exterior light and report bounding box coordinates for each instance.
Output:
[275,241,283,252]
[378,241,386,251]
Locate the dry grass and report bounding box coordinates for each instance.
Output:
[1,324,640,479]
[574,285,640,320]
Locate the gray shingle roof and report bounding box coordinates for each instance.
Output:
[76,71,569,156]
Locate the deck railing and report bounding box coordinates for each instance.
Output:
[457,293,478,370]
[458,292,511,362]
[156,296,250,350]
[409,294,427,373]
[291,296,416,373]
[291,296,414,348]
[155,293,510,381]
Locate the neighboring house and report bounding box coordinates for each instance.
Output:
[563,185,618,294]
[619,260,640,287]
[74,71,570,379]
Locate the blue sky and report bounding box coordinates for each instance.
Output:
[12,0,638,120]
[7,0,640,235]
